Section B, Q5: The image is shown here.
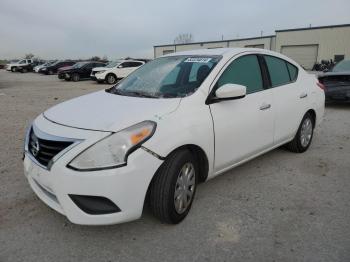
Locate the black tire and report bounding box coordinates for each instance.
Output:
[105,73,117,85]
[21,68,27,73]
[11,67,16,72]
[286,112,314,153]
[72,73,80,82]
[149,149,198,224]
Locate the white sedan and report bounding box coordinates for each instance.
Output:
[23,48,325,225]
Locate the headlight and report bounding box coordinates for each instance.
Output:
[68,121,156,171]
[96,70,106,74]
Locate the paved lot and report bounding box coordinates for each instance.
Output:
[0,70,349,262]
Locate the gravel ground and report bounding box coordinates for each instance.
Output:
[0,70,349,262]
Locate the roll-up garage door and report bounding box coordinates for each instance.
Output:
[281,45,318,70]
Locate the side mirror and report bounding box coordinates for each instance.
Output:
[215,83,246,99]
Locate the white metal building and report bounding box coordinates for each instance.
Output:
[154,24,350,70]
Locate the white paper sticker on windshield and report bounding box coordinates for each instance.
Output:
[184,57,212,63]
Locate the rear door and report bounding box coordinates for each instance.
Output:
[209,54,274,173]
[128,62,144,74]
[262,55,309,144]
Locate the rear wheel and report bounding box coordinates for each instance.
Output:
[149,149,198,224]
[72,73,80,82]
[11,67,16,72]
[286,112,314,153]
[48,70,54,75]
[106,73,117,85]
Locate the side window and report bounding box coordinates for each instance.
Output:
[287,62,298,81]
[217,55,263,94]
[264,56,291,87]
[132,62,143,67]
[119,62,130,68]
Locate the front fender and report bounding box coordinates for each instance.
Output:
[143,98,215,178]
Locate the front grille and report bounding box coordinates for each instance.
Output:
[28,129,73,167]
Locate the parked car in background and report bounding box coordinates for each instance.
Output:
[17,61,41,73]
[57,64,76,79]
[91,59,147,84]
[23,48,324,225]
[318,59,350,102]
[34,61,57,73]
[39,61,76,75]
[62,61,107,81]
[6,59,33,72]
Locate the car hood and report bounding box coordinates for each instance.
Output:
[43,90,181,132]
[58,66,73,73]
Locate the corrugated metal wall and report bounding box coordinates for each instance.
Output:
[154,25,350,65]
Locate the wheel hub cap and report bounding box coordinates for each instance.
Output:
[174,163,195,214]
[300,118,313,147]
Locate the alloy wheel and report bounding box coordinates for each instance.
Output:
[300,117,313,147]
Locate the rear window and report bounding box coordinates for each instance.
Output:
[287,63,298,81]
[264,56,291,87]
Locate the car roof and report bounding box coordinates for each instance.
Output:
[162,47,301,67]
[163,48,253,57]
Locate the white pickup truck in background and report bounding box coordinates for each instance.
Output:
[6,59,33,72]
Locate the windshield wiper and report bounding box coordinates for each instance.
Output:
[123,91,158,98]
[107,88,158,98]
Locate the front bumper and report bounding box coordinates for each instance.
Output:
[24,115,163,225]
[64,73,71,80]
[94,72,107,81]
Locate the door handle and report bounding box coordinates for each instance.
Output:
[300,93,308,99]
[259,104,271,110]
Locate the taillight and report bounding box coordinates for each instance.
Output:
[317,81,325,90]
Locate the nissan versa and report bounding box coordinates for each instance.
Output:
[23,48,325,225]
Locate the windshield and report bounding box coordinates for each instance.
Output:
[332,60,350,72]
[108,56,221,98]
[106,60,122,68]
[72,62,88,68]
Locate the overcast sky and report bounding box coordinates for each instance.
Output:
[0,0,349,60]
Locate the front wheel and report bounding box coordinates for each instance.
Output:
[149,149,198,224]
[11,67,16,72]
[106,74,117,85]
[286,112,314,153]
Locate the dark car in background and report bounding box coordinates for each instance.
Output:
[318,60,350,102]
[62,61,106,81]
[57,65,75,79]
[39,60,76,75]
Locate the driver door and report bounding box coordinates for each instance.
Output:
[209,54,274,173]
